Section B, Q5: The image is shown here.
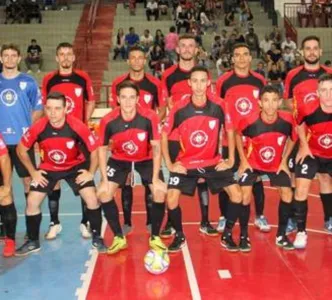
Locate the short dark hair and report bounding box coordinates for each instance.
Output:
[128,45,145,55]
[170,26,176,33]
[116,80,140,96]
[31,39,37,43]
[232,43,251,54]
[179,34,196,42]
[190,65,209,77]
[1,43,21,56]
[56,42,73,54]
[260,85,280,98]
[46,91,66,106]
[318,73,332,84]
[301,35,320,49]
[325,60,331,65]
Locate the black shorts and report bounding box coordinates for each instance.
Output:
[238,169,291,187]
[7,145,36,178]
[168,140,180,163]
[107,158,163,187]
[295,156,332,180]
[287,141,299,173]
[30,163,95,195]
[221,146,240,172]
[168,165,236,196]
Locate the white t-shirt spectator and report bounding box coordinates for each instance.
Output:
[140,34,154,46]
[281,40,297,51]
[283,52,295,63]
[147,1,158,10]
[260,39,273,53]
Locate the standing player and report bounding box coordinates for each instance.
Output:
[293,74,332,249]
[236,85,297,252]
[98,81,167,254]
[0,44,43,239]
[215,43,268,233]
[163,66,242,252]
[283,35,332,234]
[15,92,105,256]
[160,34,218,237]
[109,45,166,236]
[41,42,95,240]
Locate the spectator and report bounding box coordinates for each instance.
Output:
[149,44,167,77]
[267,43,284,71]
[239,0,249,27]
[146,0,159,21]
[125,27,140,56]
[164,26,179,63]
[216,53,231,76]
[176,7,190,33]
[154,29,165,49]
[269,27,282,49]
[325,60,332,67]
[113,28,126,60]
[224,0,236,14]
[281,36,297,52]
[233,28,245,43]
[4,0,25,24]
[199,7,218,33]
[255,61,266,78]
[24,0,42,24]
[224,33,237,54]
[140,29,154,53]
[211,35,222,62]
[25,39,43,73]
[197,45,210,68]
[260,34,273,61]
[268,62,284,93]
[224,10,236,26]
[220,29,228,48]
[282,46,295,71]
[158,0,169,16]
[245,27,260,57]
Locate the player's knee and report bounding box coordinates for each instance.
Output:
[295,184,309,200]
[318,173,332,193]
[153,190,166,202]
[166,189,180,209]
[0,194,13,206]
[228,185,242,203]
[280,187,292,203]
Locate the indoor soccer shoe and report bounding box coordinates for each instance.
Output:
[45,222,62,240]
[239,236,251,252]
[92,235,107,253]
[160,224,176,239]
[199,222,219,236]
[122,224,133,236]
[80,222,92,239]
[286,218,297,235]
[149,236,168,252]
[221,233,239,252]
[3,238,15,257]
[294,231,308,249]
[254,215,271,232]
[324,217,332,234]
[276,236,295,250]
[168,234,186,253]
[107,236,128,255]
[15,240,41,257]
[216,216,226,233]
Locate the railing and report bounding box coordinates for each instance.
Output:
[284,3,300,44]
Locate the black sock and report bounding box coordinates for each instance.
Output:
[239,204,250,237]
[289,187,296,220]
[218,190,229,218]
[294,199,308,232]
[253,181,265,216]
[26,213,42,241]
[48,189,61,224]
[24,192,28,203]
[145,185,153,225]
[168,206,183,234]
[81,197,89,225]
[225,202,241,233]
[1,203,17,240]
[87,207,102,236]
[151,202,165,236]
[277,200,292,237]
[121,185,133,226]
[165,209,172,227]
[320,193,331,222]
[102,200,123,237]
[197,182,209,224]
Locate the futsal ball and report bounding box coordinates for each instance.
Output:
[144,250,170,275]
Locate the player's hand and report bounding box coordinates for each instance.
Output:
[31,170,49,188]
[167,96,174,109]
[238,160,253,178]
[296,144,314,164]
[215,159,233,171]
[277,160,291,178]
[97,180,110,199]
[170,162,187,174]
[152,178,167,194]
[76,169,94,186]
[0,185,11,199]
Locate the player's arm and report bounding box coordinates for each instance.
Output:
[32,110,43,124]
[157,105,167,121]
[277,137,295,177]
[0,153,12,198]
[30,81,44,123]
[98,145,109,183]
[84,74,96,123]
[85,101,95,123]
[296,122,313,164]
[161,131,172,171]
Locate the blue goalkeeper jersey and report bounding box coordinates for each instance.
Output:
[0,72,43,145]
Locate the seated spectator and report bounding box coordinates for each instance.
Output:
[269,27,283,49]
[281,36,297,52]
[149,44,167,78]
[164,26,179,63]
[4,0,25,24]
[154,29,165,48]
[216,53,231,76]
[224,10,236,26]
[268,62,285,93]
[233,28,245,43]
[158,0,169,16]
[255,61,266,78]
[25,39,43,73]
[113,28,126,60]
[146,0,159,21]
[176,8,190,33]
[245,27,260,57]
[282,46,295,71]
[224,33,237,54]
[267,43,284,71]
[220,29,228,48]
[239,0,249,27]
[260,34,273,61]
[211,35,222,62]
[24,0,42,24]
[140,29,154,53]
[199,7,218,33]
[125,27,140,55]
[325,60,332,67]
[197,46,210,68]
[129,0,136,16]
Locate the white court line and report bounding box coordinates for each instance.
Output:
[75,219,107,300]
[182,243,202,300]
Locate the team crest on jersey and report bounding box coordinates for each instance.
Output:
[66,141,75,149]
[209,120,216,130]
[137,132,146,141]
[303,93,317,104]
[75,88,82,97]
[19,82,27,90]
[122,140,138,155]
[259,146,276,163]
[0,89,18,107]
[144,94,152,104]
[253,89,259,99]
[235,97,252,115]
[277,136,285,146]
[181,94,191,101]
[48,150,67,164]
[318,134,332,149]
[65,96,75,114]
[190,130,208,148]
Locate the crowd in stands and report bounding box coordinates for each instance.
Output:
[297,0,332,28]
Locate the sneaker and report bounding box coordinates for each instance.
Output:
[324,217,332,234]
[286,218,297,235]
[160,224,176,239]
[199,222,219,236]
[107,236,128,255]
[254,215,271,232]
[149,235,167,251]
[221,233,239,252]
[0,222,5,240]
[239,236,251,252]
[294,231,308,249]
[80,222,92,239]
[276,235,295,250]
[146,224,152,234]
[15,240,41,256]
[122,224,133,236]
[92,235,107,253]
[45,222,62,240]
[3,238,15,257]
[216,216,226,233]
[168,233,186,253]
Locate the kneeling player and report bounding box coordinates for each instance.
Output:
[15,92,105,256]
[162,66,242,252]
[97,81,167,255]
[294,73,332,249]
[237,85,297,251]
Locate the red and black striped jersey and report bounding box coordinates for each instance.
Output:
[42,70,94,122]
[238,111,297,172]
[99,106,160,162]
[21,116,97,171]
